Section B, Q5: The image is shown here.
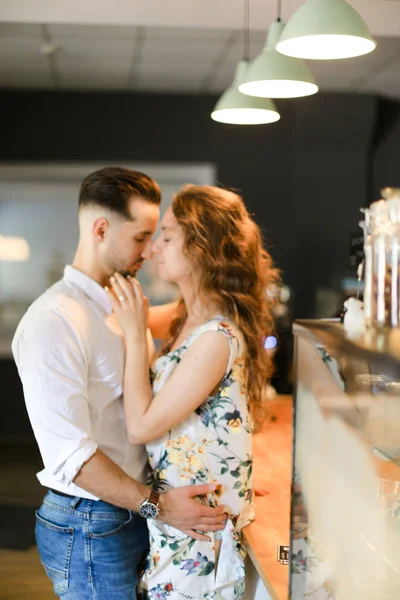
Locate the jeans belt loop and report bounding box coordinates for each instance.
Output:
[69,496,83,509]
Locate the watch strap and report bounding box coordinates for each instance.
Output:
[149,489,160,506]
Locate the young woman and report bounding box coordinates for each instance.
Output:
[107,185,279,600]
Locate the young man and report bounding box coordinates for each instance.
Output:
[12,167,226,599]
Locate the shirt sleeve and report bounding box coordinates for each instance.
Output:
[12,309,98,486]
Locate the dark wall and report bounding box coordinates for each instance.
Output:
[0,89,380,318]
[0,360,32,436]
[373,98,400,200]
[3,88,400,434]
[290,94,377,316]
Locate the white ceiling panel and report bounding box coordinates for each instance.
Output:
[220,38,267,67]
[139,57,219,82]
[0,36,47,54]
[49,34,134,57]
[0,74,53,88]
[0,56,52,87]
[142,39,229,60]
[0,22,42,37]
[1,22,400,98]
[372,86,400,101]
[145,26,231,43]
[206,75,236,93]
[61,78,128,90]
[58,51,133,73]
[51,37,134,55]
[60,69,130,88]
[0,53,49,76]
[1,0,400,38]
[137,75,203,93]
[366,71,400,89]
[311,39,400,87]
[48,23,136,38]
[60,61,132,85]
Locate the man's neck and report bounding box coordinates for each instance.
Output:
[72,256,108,288]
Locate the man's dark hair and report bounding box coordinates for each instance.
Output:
[79,167,162,219]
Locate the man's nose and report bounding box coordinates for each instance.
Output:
[141,239,153,260]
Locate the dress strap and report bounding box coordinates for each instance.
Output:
[186,317,241,376]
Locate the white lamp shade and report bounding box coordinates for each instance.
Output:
[211,61,281,125]
[239,22,318,99]
[276,0,376,60]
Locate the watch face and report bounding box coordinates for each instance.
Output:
[140,501,159,519]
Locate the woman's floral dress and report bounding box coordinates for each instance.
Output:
[138,317,255,600]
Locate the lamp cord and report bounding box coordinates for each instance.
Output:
[277,0,282,22]
[243,0,250,61]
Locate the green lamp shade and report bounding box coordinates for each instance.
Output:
[276,0,376,60]
[211,61,281,125]
[239,22,318,99]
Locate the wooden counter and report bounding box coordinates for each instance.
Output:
[243,395,293,600]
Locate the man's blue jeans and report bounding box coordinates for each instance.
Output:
[35,491,149,599]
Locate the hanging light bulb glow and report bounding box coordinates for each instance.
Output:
[276,0,376,60]
[211,0,281,125]
[239,21,318,99]
[211,61,281,125]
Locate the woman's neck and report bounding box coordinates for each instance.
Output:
[179,281,219,326]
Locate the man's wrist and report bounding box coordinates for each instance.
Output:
[138,486,161,519]
[133,484,151,512]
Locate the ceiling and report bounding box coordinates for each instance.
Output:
[1,1,400,98]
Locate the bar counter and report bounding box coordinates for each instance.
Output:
[243,395,292,600]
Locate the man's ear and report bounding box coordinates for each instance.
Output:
[93,217,109,242]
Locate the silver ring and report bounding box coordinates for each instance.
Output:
[118,295,126,302]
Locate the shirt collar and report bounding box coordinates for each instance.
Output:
[64,266,112,314]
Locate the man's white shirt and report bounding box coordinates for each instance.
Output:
[12,265,147,500]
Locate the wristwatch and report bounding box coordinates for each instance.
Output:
[139,489,160,519]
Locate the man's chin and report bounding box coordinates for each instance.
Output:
[114,269,135,279]
[124,264,143,278]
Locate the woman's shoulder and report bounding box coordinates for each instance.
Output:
[196,315,239,337]
[212,317,245,348]
[188,316,246,359]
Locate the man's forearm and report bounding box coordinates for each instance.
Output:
[73,449,150,511]
[148,301,179,340]
[74,450,228,540]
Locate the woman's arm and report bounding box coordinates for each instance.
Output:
[106,274,230,444]
[124,331,230,444]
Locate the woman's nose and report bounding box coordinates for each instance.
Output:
[152,236,161,254]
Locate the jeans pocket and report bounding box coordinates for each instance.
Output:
[90,510,134,539]
[35,510,74,595]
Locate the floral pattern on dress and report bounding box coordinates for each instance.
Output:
[139,317,255,600]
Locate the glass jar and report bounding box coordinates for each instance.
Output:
[370,200,390,328]
[387,198,400,327]
[360,208,372,328]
